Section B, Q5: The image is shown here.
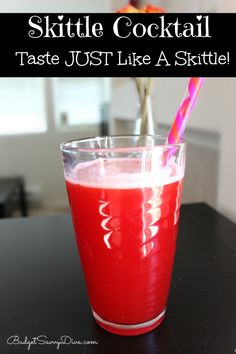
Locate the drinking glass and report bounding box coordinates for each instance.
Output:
[60,135,186,336]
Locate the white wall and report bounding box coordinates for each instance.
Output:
[111,78,222,133]
[0,0,111,12]
[217,79,236,222]
[158,0,218,12]
[217,1,236,12]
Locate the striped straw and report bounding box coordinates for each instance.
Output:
[167,77,205,145]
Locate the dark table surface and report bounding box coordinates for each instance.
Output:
[0,203,235,354]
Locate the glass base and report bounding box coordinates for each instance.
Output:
[92,308,166,336]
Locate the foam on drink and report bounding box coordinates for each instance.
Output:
[66,157,184,189]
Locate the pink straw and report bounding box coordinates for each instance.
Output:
[167,77,205,144]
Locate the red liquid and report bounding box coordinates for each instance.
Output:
[66,165,183,334]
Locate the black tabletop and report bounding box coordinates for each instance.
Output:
[0,203,235,354]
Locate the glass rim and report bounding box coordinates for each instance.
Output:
[60,134,185,153]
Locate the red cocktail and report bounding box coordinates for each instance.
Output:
[61,136,185,335]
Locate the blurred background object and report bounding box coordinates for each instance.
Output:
[0,0,235,223]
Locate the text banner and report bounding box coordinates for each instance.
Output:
[0,13,234,77]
